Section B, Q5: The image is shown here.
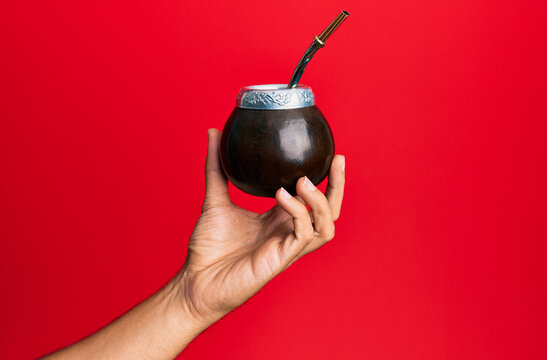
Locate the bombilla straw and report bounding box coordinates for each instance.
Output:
[287,10,350,89]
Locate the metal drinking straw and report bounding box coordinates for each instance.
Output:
[287,10,350,89]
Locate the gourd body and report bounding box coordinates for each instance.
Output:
[219,105,334,197]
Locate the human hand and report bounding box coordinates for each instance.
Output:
[41,128,345,360]
[176,128,345,325]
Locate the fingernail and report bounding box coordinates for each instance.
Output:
[342,156,345,173]
[280,187,292,199]
[304,176,317,191]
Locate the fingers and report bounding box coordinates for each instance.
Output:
[295,176,335,241]
[325,155,345,221]
[203,128,231,209]
[274,187,315,259]
[269,154,346,268]
[293,155,345,259]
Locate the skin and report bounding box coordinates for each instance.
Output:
[42,128,345,359]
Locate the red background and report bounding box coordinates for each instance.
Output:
[1,0,546,359]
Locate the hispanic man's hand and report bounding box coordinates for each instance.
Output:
[176,128,345,325]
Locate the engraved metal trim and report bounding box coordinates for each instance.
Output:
[236,84,315,110]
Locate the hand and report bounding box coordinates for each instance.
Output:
[40,128,345,360]
[177,128,345,325]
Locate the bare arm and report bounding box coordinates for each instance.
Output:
[42,279,206,359]
[43,128,346,359]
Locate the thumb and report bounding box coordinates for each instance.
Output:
[203,128,231,209]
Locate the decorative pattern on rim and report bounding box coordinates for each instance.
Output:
[298,91,314,103]
[242,91,293,106]
[236,84,316,110]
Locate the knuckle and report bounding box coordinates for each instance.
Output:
[315,199,333,219]
[296,228,314,244]
[294,202,309,217]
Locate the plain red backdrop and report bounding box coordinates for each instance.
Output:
[1,0,546,358]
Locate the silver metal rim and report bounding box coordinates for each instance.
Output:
[236,84,315,110]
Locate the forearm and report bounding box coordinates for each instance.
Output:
[42,275,209,360]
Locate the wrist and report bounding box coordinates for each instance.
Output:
[159,274,213,343]
[173,269,231,326]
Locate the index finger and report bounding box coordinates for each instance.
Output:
[325,155,345,221]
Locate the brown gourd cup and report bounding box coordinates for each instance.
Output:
[219,84,334,198]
